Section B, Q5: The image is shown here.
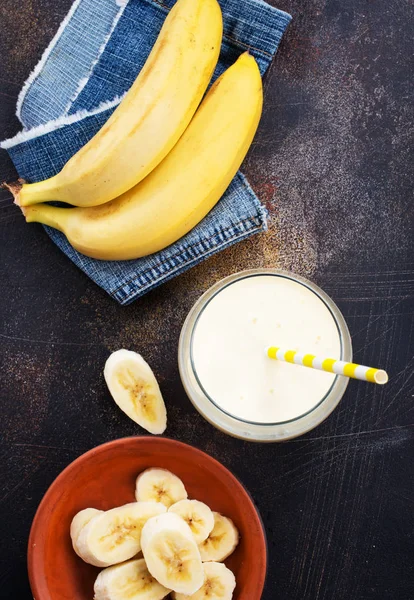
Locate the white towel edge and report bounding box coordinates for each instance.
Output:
[16,0,84,124]
[16,0,130,126]
[1,94,125,150]
[63,0,130,115]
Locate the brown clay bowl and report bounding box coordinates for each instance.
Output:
[28,437,267,599]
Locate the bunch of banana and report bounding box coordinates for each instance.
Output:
[6,0,223,207]
[5,0,263,262]
[70,468,240,599]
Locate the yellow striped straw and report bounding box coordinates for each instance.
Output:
[266,347,388,385]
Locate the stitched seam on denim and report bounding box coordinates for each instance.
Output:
[110,170,260,296]
[145,0,169,12]
[146,0,275,58]
[111,216,260,295]
[110,215,264,297]
[120,218,265,301]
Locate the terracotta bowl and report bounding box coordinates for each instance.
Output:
[28,437,267,599]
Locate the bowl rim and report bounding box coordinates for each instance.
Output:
[28,436,268,599]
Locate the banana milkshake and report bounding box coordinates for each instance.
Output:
[179,270,352,441]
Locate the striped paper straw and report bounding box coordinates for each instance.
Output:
[266,347,388,385]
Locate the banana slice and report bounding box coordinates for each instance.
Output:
[76,501,166,567]
[198,513,239,563]
[94,558,171,600]
[169,500,214,544]
[141,512,204,595]
[104,350,167,435]
[70,508,103,556]
[135,468,188,508]
[172,562,236,600]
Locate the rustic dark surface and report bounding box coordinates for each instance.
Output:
[0,1,413,599]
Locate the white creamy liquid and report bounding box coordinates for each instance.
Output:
[191,275,341,423]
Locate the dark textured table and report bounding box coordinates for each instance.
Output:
[1,1,413,598]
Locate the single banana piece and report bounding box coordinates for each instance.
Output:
[23,52,263,260]
[141,513,204,595]
[70,508,103,556]
[135,468,188,508]
[94,558,171,600]
[76,501,166,567]
[104,349,167,435]
[198,513,239,563]
[172,562,236,600]
[169,500,214,544]
[7,0,222,207]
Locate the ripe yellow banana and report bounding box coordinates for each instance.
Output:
[23,53,263,260]
[7,0,222,208]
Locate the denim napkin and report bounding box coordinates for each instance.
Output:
[2,0,291,305]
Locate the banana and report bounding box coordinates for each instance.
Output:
[76,501,166,567]
[23,52,263,260]
[7,0,222,208]
[141,513,204,595]
[94,558,171,600]
[104,350,167,435]
[135,468,188,509]
[198,513,239,563]
[70,508,103,556]
[168,500,214,544]
[172,562,236,600]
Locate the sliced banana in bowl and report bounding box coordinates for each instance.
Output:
[172,561,236,600]
[76,501,166,567]
[141,512,204,595]
[198,512,239,563]
[94,558,171,600]
[136,468,188,508]
[70,508,103,556]
[28,437,267,600]
[169,499,215,544]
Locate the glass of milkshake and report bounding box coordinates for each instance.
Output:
[178,269,352,441]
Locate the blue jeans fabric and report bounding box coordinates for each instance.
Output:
[3,0,291,305]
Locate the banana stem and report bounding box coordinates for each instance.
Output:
[2,178,25,204]
[25,204,71,232]
[19,177,62,206]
